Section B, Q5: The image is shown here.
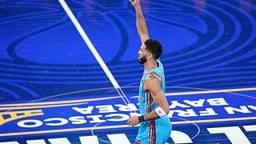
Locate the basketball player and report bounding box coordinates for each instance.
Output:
[128,0,172,143]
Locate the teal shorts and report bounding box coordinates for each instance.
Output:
[135,117,171,144]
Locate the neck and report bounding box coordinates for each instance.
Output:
[144,59,157,71]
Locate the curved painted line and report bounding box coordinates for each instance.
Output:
[0,116,255,137]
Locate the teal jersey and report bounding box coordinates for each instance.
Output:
[136,60,171,144]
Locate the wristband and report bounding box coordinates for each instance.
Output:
[138,115,145,123]
[155,107,166,117]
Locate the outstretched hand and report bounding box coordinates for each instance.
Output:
[130,0,140,8]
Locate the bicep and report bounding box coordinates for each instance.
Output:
[147,78,169,113]
[147,78,164,105]
[150,87,165,106]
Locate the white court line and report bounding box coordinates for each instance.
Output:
[58,0,131,105]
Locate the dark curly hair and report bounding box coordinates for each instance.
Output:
[144,39,163,60]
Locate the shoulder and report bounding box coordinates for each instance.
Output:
[144,72,162,90]
[148,72,161,81]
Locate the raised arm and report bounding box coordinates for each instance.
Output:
[130,0,149,43]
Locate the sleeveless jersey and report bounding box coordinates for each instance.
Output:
[136,60,171,144]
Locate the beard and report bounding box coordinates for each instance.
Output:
[138,55,147,64]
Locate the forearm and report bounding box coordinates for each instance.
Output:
[134,4,149,42]
[143,111,159,121]
[140,95,170,122]
[140,106,169,122]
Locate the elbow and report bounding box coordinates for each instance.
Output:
[162,106,169,115]
[165,109,170,115]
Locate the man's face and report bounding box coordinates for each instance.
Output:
[138,44,148,64]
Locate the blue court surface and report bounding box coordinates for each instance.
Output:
[0,0,256,143]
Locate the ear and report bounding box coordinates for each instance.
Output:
[147,53,153,59]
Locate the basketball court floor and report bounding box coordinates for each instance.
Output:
[0,0,256,143]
